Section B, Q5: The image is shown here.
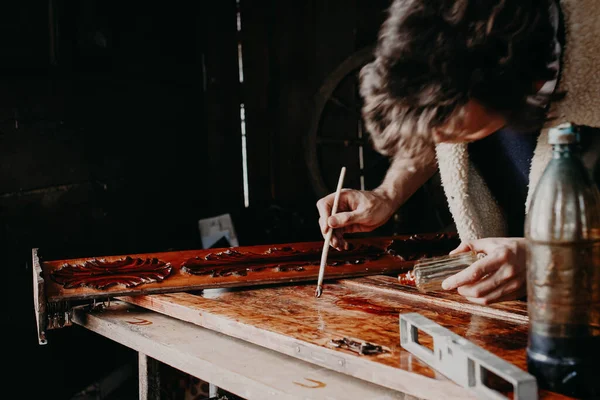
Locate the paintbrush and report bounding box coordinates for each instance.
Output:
[315,166,346,298]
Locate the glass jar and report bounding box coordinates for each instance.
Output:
[412,251,479,293]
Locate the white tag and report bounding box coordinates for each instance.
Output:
[198,213,239,249]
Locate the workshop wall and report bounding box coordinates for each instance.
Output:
[1,1,451,398]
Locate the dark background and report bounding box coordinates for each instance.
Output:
[1,1,450,398]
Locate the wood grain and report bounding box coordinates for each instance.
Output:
[72,301,410,400]
[39,233,458,302]
[120,282,573,400]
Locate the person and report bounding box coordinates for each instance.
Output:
[316,0,600,304]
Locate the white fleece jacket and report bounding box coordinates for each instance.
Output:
[435,0,600,241]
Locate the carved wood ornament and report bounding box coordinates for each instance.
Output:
[51,257,172,289]
[180,244,385,277]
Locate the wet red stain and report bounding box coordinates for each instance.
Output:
[335,296,400,316]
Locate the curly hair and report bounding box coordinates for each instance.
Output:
[360,0,561,165]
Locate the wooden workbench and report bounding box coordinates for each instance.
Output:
[117,276,574,400]
[35,235,575,399]
[71,301,415,399]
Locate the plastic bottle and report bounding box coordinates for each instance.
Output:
[524,122,600,398]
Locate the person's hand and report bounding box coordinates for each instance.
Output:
[316,188,397,251]
[441,237,527,305]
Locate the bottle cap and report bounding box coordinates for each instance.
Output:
[548,122,580,144]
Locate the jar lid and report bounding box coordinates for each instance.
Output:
[548,122,580,144]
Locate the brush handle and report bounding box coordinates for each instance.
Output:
[316,167,346,295]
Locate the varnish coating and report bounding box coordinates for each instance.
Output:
[40,232,459,302]
[344,276,529,324]
[121,279,574,399]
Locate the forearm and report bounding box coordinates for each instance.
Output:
[374,155,438,210]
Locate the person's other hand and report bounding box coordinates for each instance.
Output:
[316,188,396,251]
[441,237,527,304]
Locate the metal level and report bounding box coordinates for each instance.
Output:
[400,313,537,400]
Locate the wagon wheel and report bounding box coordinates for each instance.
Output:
[304,45,453,234]
[305,45,381,199]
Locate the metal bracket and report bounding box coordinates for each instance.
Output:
[33,248,75,345]
[32,248,48,345]
[32,248,109,345]
[329,337,386,355]
[400,313,537,400]
[289,342,347,370]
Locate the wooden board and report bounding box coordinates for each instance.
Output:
[120,281,573,400]
[71,301,411,400]
[36,232,458,303]
[342,275,529,324]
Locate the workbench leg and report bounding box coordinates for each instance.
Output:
[209,383,219,397]
[139,353,160,400]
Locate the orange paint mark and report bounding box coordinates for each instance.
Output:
[126,317,152,325]
[293,378,326,389]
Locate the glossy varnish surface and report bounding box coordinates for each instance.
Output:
[343,275,529,324]
[121,279,572,399]
[40,233,458,302]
